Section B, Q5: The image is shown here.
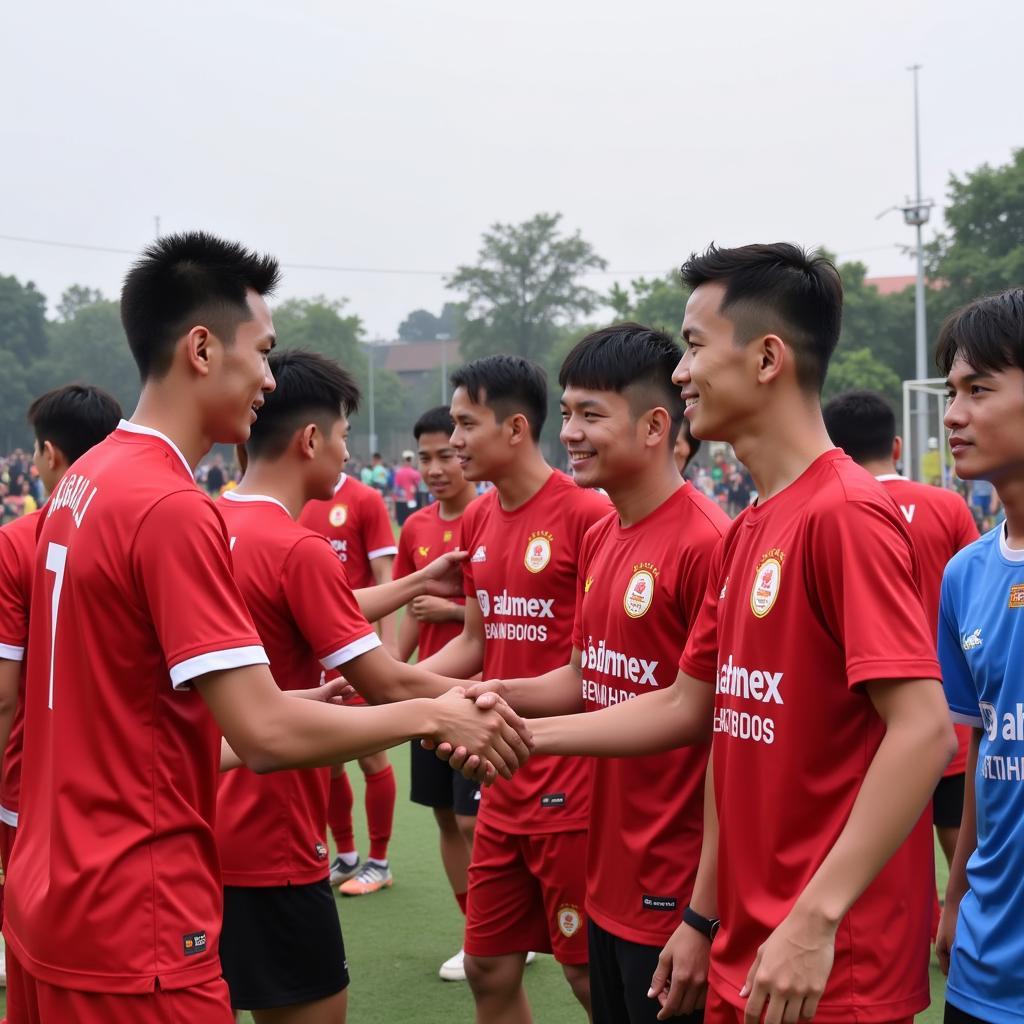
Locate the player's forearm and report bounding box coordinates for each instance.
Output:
[354,574,424,622]
[529,676,713,758]
[499,665,584,717]
[789,683,956,931]
[944,728,980,907]
[220,736,244,772]
[417,628,484,680]
[688,757,719,918]
[0,661,20,765]
[396,609,420,663]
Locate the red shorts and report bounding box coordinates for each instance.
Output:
[5,948,234,1024]
[464,821,588,965]
[704,985,912,1024]
[0,820,15,926]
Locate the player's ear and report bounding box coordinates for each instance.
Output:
[298,423,317,460]
[892,436,903,464]
[184,325,213,377]
[42,440,63,473]
[756,333,787,386]
[507,412,531,447]
[643,407,671,449]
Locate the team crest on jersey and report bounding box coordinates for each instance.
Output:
[1010,584,1024,609]
[418,546,431,558]
[328,504,348,528]
[524,531,553,573]
[750,549,784,618]
[556,903,582,938]
[443,530,453,544]
[624,563,658,619]
[315,842,328,860]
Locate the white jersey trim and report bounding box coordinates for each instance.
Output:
[170,644,269,689]
[320,632,382,671]
[874,474,908,482]
[0,805,18,827]
[951,710,984,728]
[117,420,194,478]
[368,545,399,560]
[220,491,290,516]
[0,643,25,662]
[999,523,1024,562]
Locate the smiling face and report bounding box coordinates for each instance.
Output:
[449,385,510,482]
[673,281,762,444]
[201,289,277,444]
[944,354,1024,482]
[559,385,650,489]
[417,430,467,500]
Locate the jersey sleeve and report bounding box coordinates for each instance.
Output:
[572,522,601,651]
[133,490,268,689]
[938,565,981,726]
[461,503,481,600]
[282,536,381,670]
[362,490,398,561]
[679,536,725,684]
[809,499,941,688]
[0,531,27,661]
[392,520,416,581]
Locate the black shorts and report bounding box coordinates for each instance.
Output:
[220,879,349,1010]
[410,739,481,815]
[945,1002,992,1024]
[588,919,703,1024]
[934,773,966,829]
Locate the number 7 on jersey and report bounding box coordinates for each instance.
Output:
[46,542,68,710]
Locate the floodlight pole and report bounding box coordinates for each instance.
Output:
[909,64,929,479]
[368,340,377,455]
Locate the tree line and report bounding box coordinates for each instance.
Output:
[1,148,1021,454]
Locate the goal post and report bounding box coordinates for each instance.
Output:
[902,377,950,484]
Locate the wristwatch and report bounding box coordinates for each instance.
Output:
[682,905,720,941]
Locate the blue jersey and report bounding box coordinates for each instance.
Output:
[939,523,1024,1023]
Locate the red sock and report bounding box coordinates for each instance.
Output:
[455,891,468,915]
[328,771,356,853]
[365,764,396,862]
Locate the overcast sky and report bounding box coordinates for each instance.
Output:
[2,0,1020,338]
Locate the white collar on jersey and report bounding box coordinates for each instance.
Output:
[334,473,349,495]
[116,419,193,478]
[220,490,290,515]
[874,473,908,482]
[1000,522,1024,562]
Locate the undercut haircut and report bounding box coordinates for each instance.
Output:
[120,230,280,382]
[450,355,548,441]
[247,349,360,460]
[414,405,456,441]
[27,384,123,465]
[822,390,896,465]
[680,242,843,393]
[559,322,685,441]
[935,288,1024,377]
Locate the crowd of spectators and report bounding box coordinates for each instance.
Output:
[0,449,44,524]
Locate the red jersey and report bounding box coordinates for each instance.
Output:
[5,422,268,994]
[0,510,40,822]
[393,501,473,658]
[215,492,380,887]
[462,470,610,834]
[299,473,397,589]
[877,474,979,776]
[679,450,941,1022]
[575,485,728,946]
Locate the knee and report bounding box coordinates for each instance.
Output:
[358,751,390,774]
[464,954,520,997]
[433,808,459,836]
[562,962,591,1007]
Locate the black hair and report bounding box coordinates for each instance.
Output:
[27,384,123,464]
[450,355,548,441]
[935,288,1024,376]
[120,230,280,381]
[558,321,684,440]
[247,349,360,460]
[680,242,843,392]
[822,390,896,464]
[414,405,456,441]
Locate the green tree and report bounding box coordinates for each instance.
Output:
[448,213,607,363]
[608,272,689,334]
[56,284,105,322]
[272,296,367,371]
[0,274,48,364]
[823,347,902,405]
[927,148,1024,312]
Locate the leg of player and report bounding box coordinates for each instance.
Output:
[251,990,348,1024]
[464,953,532,1024]
[328,766,360,886]
[340,751,395,896]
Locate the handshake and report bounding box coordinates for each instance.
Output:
[422,683,531,786]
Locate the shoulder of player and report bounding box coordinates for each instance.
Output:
[945,525,999,580]
[0,508,41,548]
[677,483,731,538]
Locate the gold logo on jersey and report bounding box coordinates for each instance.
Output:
[328,504,348,528]
[624,568,656,619]
[524,531,553,573]
[418,546,431,558]
[443,530,453,544]
[1010,583,1024,609]
[556,903,582,938]
[750,549,784,618]
[584,577,595,593]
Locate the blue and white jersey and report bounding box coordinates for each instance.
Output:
[939,523,1024,1023]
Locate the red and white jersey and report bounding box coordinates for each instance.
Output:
[299,473,397,589]
[215,493,380,887]
[462,470,610,834]
[877,474,979,776]
[0,509,40,823]
[5,422,268,994]
[679,450,941,1021]
[575,485,728,946]
[393,501,474,659]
